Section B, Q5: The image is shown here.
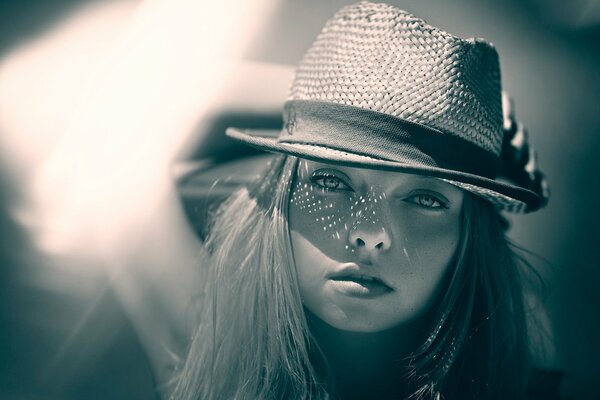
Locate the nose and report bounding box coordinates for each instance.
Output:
[348,226,391,253]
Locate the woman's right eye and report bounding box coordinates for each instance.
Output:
[310,174,352,191]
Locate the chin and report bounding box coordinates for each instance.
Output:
[317,305,405,333]
[310,296,435,334]
[333,321,389,333]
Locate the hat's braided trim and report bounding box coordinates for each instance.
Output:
[500,92,549,208]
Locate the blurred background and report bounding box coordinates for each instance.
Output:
[0,0,599,399]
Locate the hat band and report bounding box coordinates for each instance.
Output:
[278,101,500,179]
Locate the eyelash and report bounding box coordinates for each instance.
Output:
[310,174,352,192]
[405,193,448,209]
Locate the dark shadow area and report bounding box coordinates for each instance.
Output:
[176,112,281,241]
[185,112,282,163]
[0,0,94,55]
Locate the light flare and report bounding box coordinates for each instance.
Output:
[1,0,276,260]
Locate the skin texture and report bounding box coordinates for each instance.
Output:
[289,159,464,333]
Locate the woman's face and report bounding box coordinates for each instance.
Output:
[288,159,464,332]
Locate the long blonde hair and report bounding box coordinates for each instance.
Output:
[172,155,323,399]
[172,154,532,399]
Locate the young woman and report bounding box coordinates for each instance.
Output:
[172,2,549,399]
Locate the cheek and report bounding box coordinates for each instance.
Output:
[290,230,326,288]
[290,231,351,325]
[289,185,352,259]
[389,204,462,260]
[408,216,460,262]
[389,211,462,308]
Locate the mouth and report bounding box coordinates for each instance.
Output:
[327,267,393,299]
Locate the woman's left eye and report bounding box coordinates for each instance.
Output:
[406,193,447,209]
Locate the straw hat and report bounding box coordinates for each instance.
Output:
[227,1,548,212]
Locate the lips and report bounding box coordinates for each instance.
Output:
[327,266,393,298]
[330,273,386,285]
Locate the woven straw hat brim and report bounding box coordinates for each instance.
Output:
[226,127,541,212]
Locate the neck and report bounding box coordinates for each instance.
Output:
[306,310,428,399]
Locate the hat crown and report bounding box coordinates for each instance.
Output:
[288,1,503,155]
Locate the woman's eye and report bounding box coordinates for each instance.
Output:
[406,193,446,209]
[311,175,352,191]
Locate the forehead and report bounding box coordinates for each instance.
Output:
[297,159,464,194]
